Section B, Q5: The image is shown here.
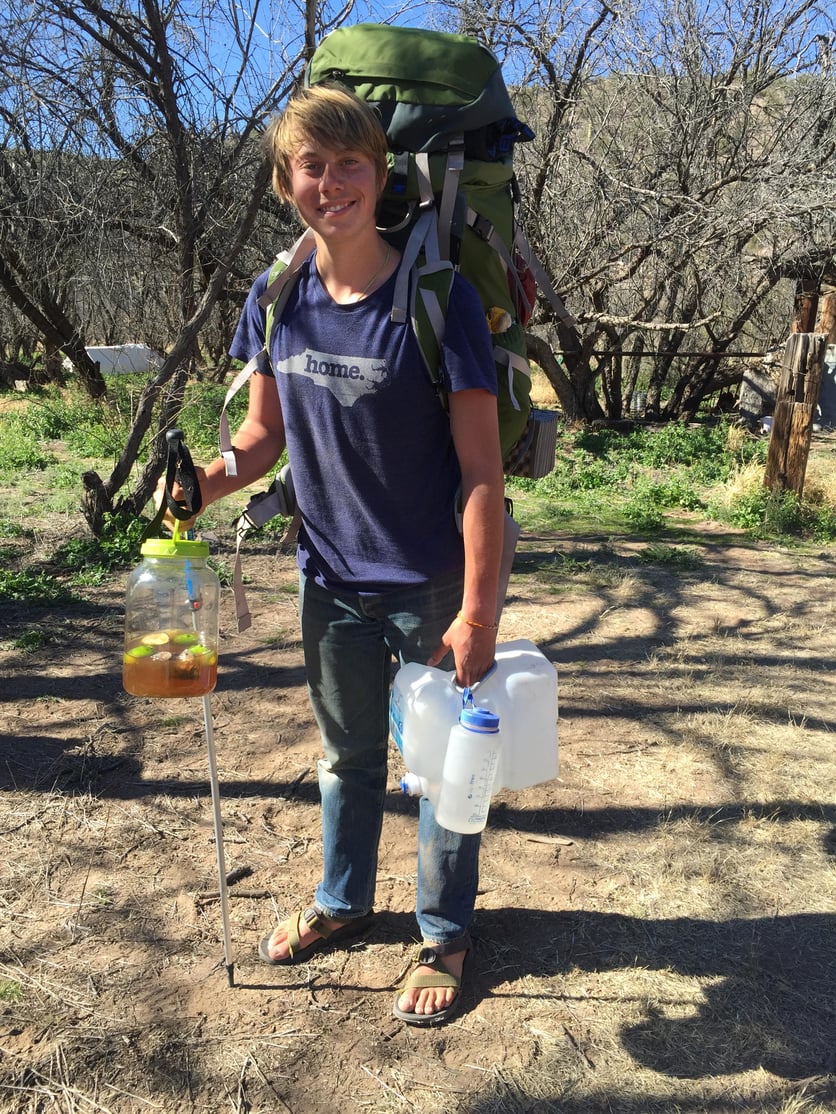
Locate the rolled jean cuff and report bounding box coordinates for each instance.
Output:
[313,903,372,922]
[421,933,471,955]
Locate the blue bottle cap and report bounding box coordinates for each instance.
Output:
[460,706,500,733]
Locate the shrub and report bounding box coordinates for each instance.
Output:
[0,412,56,474]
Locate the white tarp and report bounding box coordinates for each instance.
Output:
[62,344,165,375]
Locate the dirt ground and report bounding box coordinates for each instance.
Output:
[1,505,835,1113]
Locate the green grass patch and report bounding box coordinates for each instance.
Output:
[54,511,148,575]
[507,420,833,544]
[716,486,836,542]
[513,545,626,593]
[0,520,33,539]
[0,411,56,474]
[638,543,703,569]
[2,390,832,548]
[0,629,54,652]
[0,980,23,1004]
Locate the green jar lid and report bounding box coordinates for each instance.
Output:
[141,537,209,559]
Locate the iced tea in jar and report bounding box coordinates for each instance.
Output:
[123,535,220,698]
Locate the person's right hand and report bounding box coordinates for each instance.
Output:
[153,475,198,535]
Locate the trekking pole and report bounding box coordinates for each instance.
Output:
[182,529,234,988]
[201,690,235,987]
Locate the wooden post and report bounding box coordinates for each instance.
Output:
[791,278,819,333]
[764,333,827,498]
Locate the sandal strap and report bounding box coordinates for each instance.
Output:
[287,907,332,956]
[400,968,460,992]
[397,946,461,993]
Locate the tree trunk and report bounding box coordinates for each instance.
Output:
[526,331,583,420]
[764,333,827,498]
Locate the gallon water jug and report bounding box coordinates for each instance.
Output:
[490,640,559,790]
[389,638,558,792]
[123,533,220,698]
[389,662,461,779]
[436,703,503,834]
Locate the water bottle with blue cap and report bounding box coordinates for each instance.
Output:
[434,689,504,834]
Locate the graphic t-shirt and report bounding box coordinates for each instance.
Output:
[230,254,497,592]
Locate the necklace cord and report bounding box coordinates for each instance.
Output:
[355,243,391,301]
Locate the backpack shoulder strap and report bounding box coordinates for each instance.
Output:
[219,230,315,477]
[258,228,317,345]
[410,260,455,401]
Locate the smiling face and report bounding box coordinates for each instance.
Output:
[264,84,390,222]
[288,140,383,246]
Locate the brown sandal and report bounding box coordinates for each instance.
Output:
[258,906,374,966]
[392,943,469,1027]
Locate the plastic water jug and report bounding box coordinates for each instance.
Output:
[123,535,220,698]
[389,638,558,792]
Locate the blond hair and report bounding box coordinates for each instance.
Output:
[263,84,389,203]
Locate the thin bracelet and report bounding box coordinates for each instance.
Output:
[456,610,498,631]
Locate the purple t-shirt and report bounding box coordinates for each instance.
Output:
[230,253,497,592]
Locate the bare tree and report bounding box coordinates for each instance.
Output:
[442,0,836,418]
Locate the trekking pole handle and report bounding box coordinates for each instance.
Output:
[164,428,203,520]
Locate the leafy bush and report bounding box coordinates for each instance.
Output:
[723,486,836,541]
[55,511,148,574]
[178,380,250,454]
[0,569,76,605]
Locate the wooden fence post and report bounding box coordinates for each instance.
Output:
[764,333,827,498]
[791,278,819,333]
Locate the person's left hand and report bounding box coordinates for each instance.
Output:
[428,617,496,688]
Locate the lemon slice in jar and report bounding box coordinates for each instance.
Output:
[141,631,169,647]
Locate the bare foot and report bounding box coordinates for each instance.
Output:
[395,948,467,1019]
[260,909,346,963]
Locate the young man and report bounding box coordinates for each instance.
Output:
[182,84,504,1025]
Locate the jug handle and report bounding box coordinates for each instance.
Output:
[455,660,497,697]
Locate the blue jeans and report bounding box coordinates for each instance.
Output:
[299,568,479,949]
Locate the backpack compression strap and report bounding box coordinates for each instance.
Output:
[462,206,577,329]
[437,138,465,262]
[512,225,577,328]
